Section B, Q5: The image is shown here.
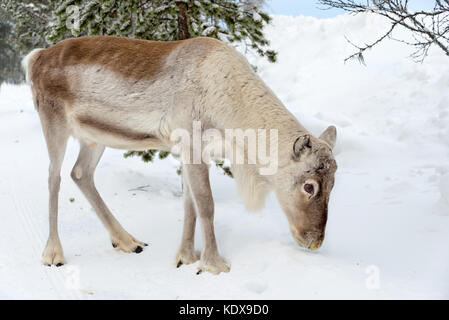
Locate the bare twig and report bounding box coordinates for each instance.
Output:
[318,0,449,63]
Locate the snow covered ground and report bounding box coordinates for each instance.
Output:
[0,14,448,299]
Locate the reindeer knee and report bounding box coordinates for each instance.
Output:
[71,165,83,182]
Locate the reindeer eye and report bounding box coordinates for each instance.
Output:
[304,183,314,195]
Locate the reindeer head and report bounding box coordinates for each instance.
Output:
[273,126,337,250]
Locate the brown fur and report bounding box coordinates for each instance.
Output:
[27,36,220,123]
[29,37,219,94]
[31,36,183,78]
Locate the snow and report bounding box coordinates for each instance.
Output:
[1,13,448,299]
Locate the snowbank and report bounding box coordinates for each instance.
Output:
[0,13,448,299]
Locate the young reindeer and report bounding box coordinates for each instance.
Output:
[23,36,337,274]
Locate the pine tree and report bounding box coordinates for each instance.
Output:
[0,0,55,85]
[1,0,276,177]
[46,0,276,62]
[0,1,54,53]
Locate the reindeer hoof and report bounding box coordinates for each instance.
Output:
[197,256,230,275]
[133,246,143,254]
[42,240,67,267]
[110,232,146,253]
[175,250,200,269]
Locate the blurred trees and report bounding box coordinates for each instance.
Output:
[0,21,22,84]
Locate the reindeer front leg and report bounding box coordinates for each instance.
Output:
[182,164,230,275]
[175,171,200,267]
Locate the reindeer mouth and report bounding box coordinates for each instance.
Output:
[291,228,324,251]
[294,237,323,251]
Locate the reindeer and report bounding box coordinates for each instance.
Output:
[22,36,337,274]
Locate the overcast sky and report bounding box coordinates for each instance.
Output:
[268,0,436,17]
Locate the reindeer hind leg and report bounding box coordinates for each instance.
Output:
[38,99,70,266]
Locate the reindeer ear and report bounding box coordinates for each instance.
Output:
[293,135,311,160]
[319,125,337,149]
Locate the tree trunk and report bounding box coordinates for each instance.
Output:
[176,1,190,40]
